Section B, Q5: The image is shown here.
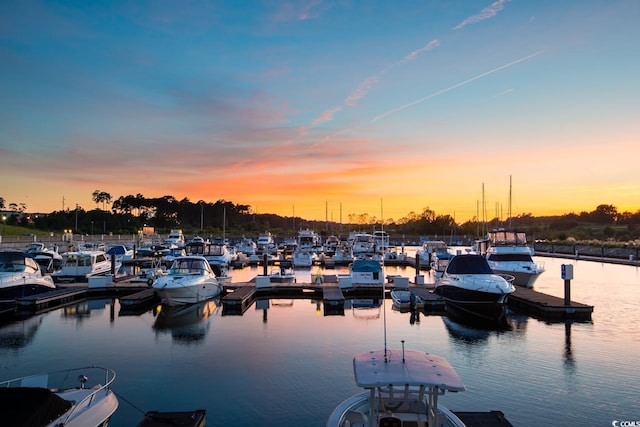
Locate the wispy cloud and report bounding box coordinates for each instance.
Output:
[371,50,543,123]
[310,39,440,127]
[403,40,440,62]
[453,0,511,30]
[272,0,328,22]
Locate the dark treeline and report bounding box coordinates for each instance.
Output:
[6,193,640,242]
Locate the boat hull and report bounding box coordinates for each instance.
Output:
[155,284,221,306]
[490,268,541,288]
[435,285,510,320]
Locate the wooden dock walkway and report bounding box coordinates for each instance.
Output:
[508,286,593,321]
[119,288,158,308]
[221,286,256,315]
[0,272,593,322]
[16,287,87,310]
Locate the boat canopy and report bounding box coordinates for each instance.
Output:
[353,349,465,391]
[446,255,493,275]
[351,259,381,272]
[489,229,528,246]
[0,387,72,427]
[107,245,128,255]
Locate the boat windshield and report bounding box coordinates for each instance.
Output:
[487,253,533,262]
[446,255,493,274]
[170,259,209,275]
[64,254,92,266]
[0,253,39,273]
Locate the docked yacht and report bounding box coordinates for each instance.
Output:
[327,348,466,427]
[484,229,544,288]
[51,250,117,283]
[390,289,424,309]
[434,254,515,321]
[415,239,448,270]
[205,243,234,267]
[323,235,340,257]
[164,229,185,247]
[350,233,376,258]
[0,366,118,427]
[25,242,63,273]
[256,231,277,255]
[153,256,221,306]
[236,236,257,256]
[350,259,384,285]
[0,250,56,302]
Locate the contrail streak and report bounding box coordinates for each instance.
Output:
[371,50,544,123]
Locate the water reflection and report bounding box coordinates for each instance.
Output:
[564,321,576,372]
[152,299,220,345]
[442,316,493,345]
[0,315,43,351]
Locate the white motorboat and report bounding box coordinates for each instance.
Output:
[256,231,277,255]
[106,244,134,264]
[205,244,234,267]
[51,250,117,283]
[431,247,455,278]
[292,250,317,268]
[484,229,545,288]
[153,256,222,306]
[327,348,466,427]
[269,266,296,283]
[434,254,515,321]
[0,366,118,427]
[415,240,448,270]
[164,229,185,247]
[323,235,340,256]
[236,236,257,256]
[350,259,384,286]
[390,289,424,309]
[297,228,322,253]
[350,233,376,258]
[0,250,56,303]
[25,242,64,273]
[332,242,354,264]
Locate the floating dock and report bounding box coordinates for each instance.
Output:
[0,273,593,323]
[16,287,87,310]
[508,286,593,321]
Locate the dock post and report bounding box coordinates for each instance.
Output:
[561,264,573,306]
[564,279,571,306]
[263,253,268,275]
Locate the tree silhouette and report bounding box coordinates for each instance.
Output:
[92,190,112,210]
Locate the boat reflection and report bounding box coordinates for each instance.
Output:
[442,315,512,346]
[0,315,43,351]
[347,298,382,320]
[152,299,220,345]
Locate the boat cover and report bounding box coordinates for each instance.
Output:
[106,245,127,255]
[351,259,381,272]
[446,255,493,275]
[137,409,206,427]
[0,387,72,427]
[353,349,465,391]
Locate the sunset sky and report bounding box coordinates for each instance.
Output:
[2,1,639,224]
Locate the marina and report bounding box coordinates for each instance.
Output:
[0,241,637,426]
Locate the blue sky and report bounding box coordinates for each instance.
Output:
[1,1,639,223]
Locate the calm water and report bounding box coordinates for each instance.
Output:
[1,249,639,426]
